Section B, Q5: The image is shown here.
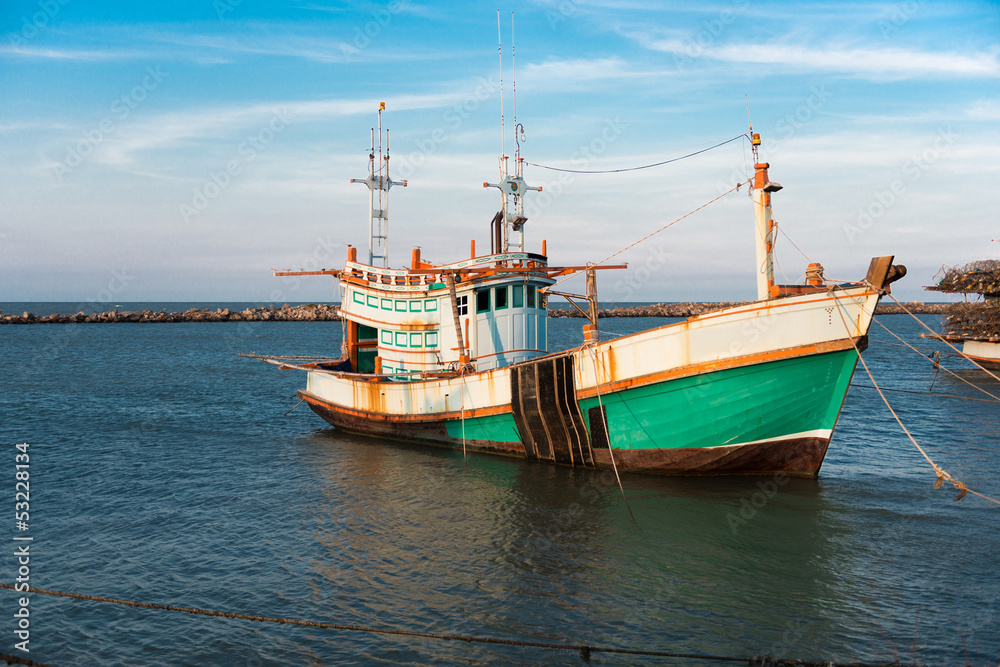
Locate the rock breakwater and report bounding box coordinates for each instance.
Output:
[548,301,949,318]
[0,303,341,324]
[1,301,948,324]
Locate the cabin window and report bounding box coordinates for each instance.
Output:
[425,299,438,312]
[381,298,393,310]
[526,285,536,308]
[395,300,407,312]
[456,295,468,316]
[409,332,423,348]
[409,301,422,313]
[426,332,438,347]
[394,332,408,347]
[476,289,490,313]
[353,291,365,305]
[512,285,523,308]
[367,295,379,308]
[380,330,392,345]
[495,286,508,310]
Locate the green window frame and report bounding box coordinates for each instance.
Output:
[395,332,408,347]
[476,289,490,313]
[424,299,438,311]
[409,332,422,348]
[495,286,508,310]
[380,330,392,345]
[381,298,393,310]
[367,295,379,308]
[353,291,365,305]
[395,300,407,312]
[425,332,438,347]
[526,285,536,308]
[512,285,523,308]
[409,301,422,313]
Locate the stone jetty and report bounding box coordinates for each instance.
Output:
[0,303,341,324]
[1,301,947,324]
[548,301,949,318]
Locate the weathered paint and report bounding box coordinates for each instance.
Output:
[577,347,858,453]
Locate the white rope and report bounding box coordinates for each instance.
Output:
[587,345,637,524]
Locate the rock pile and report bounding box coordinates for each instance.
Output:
[549,301,949,318]
[0,303,342,324]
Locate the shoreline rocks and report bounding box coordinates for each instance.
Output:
[548,301,949,318]
[0,301,948,324]
[0,303,342,324]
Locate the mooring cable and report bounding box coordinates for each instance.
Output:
[0,584,923,666]
[832,289,1000,506]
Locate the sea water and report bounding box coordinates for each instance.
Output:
[0,307,997,666]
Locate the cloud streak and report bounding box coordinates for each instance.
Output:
[635,37,1000,80]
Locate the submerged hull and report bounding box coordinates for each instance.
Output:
[299,286,878,477]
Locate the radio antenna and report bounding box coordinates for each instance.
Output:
[497,10,505,164]
[511,13,517,137]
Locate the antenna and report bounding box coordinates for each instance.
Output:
[746,94,760,164]
[497,10,505,164]
[511,12,517,137]
[351,102,407,268]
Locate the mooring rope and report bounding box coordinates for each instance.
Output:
[586,345,638,525]
[0,653,53,667]
[0,584,922,666]
[849,382,1000,404]
[832,291,1000,506]
[548,180,749,289]
[884,292,1000,384]
[866,313,1000,403]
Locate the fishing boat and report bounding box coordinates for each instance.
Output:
[924,260,1000,369]
[255,105,905,477]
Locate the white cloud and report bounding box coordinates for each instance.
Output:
[633,37,1000,80]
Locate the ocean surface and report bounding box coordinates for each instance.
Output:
[1,304,998,666]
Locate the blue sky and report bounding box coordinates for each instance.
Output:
[1,0,998,304]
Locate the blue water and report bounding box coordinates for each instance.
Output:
[1,307,998,666]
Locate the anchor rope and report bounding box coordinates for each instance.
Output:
[548,181,748,289]
[865,310,1000,403]
[832,290,1000,506]
[883,292,1000,384]
[586,344,637,525]
[849,382,1000,404]
[0,584,918,666]
[526,132,747,174]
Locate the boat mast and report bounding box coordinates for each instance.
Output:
[484,14,539,255]
[751,132,781,300]
[351,102,407,267]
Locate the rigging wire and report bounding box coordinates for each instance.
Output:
[526,132,748,174]
[546,180,749,290]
